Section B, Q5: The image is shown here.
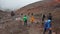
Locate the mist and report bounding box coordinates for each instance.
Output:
[0,0,42,11]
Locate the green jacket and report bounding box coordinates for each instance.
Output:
[23,16,27,21]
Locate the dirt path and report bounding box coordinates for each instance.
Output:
[27,23,43,34]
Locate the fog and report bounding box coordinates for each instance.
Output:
[0,0,42,11]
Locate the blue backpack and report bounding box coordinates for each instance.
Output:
[44,20,51,29]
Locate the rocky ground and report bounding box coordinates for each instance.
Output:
[0,1,60,34]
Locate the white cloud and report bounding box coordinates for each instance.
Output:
[0,0,42,11]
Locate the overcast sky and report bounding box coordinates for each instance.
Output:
[0,0,42,11]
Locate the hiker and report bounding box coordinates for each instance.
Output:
[42,14,46,25]
[11,11,15,17]
[43,18,52,34]
[47,13,52,21]
[30,13,35,24]
[23,15,28,26]
[30,16,35,24]
[42,14,45,21]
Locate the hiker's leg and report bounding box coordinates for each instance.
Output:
[31,22,33,25]
[31,21,34,24]
[48,29,52,34]
[24,21,26,26]
[24,20,27,26]
[43,28,46,34]
[24,22,25,26]
[31,20,33,24]
[42,18,44,26]
[42,21,44,27]
[26,20,27,26]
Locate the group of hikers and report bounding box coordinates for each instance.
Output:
[21,13,52,34]
[42,13,52,34]
[23,13,35,26]
[11,11,52,34]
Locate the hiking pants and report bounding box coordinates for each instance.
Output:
[43,28,52,34]
[24,20,27,26]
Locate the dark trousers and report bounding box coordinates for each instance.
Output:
[42,18,44,25]
[42,18,44,21]
[43,28,52,34]
[24,20,27,26]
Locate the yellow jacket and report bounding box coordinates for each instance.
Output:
[30,16,35,23]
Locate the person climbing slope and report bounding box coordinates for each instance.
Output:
[42,14,45,21]
[23,15,28,26]
[43,18,52,34]
[42,14,46,25]
[47,13,52,21]
[30,16,35,24]
[30,13,35,24]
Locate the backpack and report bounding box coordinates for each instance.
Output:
[44,20,51,29]
[23,16,27,22]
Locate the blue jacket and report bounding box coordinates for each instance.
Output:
[44,20,51,29]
